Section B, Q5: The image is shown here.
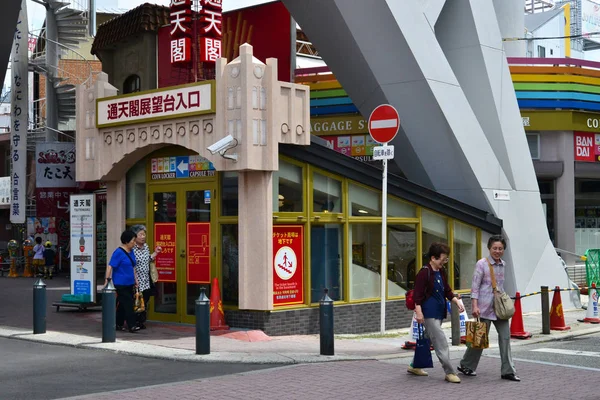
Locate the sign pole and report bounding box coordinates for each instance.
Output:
[380,156,388,334]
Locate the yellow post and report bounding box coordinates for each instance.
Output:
[22,239,34,278]
[7,240,19,278]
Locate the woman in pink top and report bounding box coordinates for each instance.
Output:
[457,235,519,382]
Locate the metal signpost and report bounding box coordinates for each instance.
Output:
[368,104,400,334]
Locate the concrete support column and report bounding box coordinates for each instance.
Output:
[105,177,126,255]
[238,170,273,310]
[492,0,526,57]
[555,131,575,256]
[45,4,58,140]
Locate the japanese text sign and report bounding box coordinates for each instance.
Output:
[70,194,96,303]
[96,82,214,128]
[155,223,177,282]
[36,143,76,188]
[574,131,600,162]
[200,0,222,63]
[0,177,10,206]
[170,0,192,64]
[187,222,210,283]
[273,225,304,306]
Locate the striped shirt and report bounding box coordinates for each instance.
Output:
[470,256,506,321]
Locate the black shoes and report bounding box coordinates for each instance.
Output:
[501,374,521,382]
[116,325,125,331]
[128,326,141,333]
[457,366,477,376]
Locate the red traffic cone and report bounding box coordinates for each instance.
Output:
[550,286,571,331]
[209,277,229,331]
[510,292,532,339]
[581,283,600,324]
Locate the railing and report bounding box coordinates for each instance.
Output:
[507,57,600,70]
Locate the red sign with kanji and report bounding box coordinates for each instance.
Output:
[273,225,304,306]
[187,222,211,283]
[368,104,400,144]
[169,0,192,64]
[154,223,177,282]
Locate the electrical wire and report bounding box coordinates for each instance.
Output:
[504,32,600,41]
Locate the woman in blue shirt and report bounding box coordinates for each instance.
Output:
[105,230,139,333]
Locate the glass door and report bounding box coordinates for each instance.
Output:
[148,183,216,323]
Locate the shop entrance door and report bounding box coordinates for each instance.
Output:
[148,182,216,324]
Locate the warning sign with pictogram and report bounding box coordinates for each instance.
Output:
[273,225,304,306]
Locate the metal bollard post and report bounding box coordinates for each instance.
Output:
[58,246,62,273]
[102,278,117,343]
[451,300,460,346]
[541,286,550,334]
[195,287,210,355]
[33,278,47,334]
[319,288,334,356]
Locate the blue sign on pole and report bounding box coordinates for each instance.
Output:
[175,156,189,178]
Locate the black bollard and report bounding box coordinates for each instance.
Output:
[33,278,47,334]
[451,299,460,346]
[102,278,116,343]
[196,288,210,355]
[319,288,334,356]
[541,286,550,334]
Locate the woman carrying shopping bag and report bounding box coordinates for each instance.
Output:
[407,242,464,384]
[457,235,520,382]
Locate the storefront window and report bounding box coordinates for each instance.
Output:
[349,224,381,300]
[453,222,477,290]
[388,224,417,295]
[575,178,600,256]
[313,172,342,213]
[222,224,239,306]
[273,159,303,212]
[349,184,381,216]
[311,224,343,302]
[221,172,238,216]
[421,209,448,268]
[538,179,555,245]
[126,159,146,220]
[388,197,417,218]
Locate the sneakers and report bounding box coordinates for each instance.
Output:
[445,373,461,383]
[457,365,477,376]
[407,366,429,376]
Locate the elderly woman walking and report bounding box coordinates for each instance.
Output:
[130,225,162,329]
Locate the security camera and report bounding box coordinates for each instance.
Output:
[207,134,238,155]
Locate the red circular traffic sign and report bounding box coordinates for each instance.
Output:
[368,104,400,144]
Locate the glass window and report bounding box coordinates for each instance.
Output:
[350,184,381,216]
[126,159,146,220]
[273,159,303,212]
[311,224,343,302]
[350,224,381,300]
[222,224,239,306]
[421,209,448,266]
[221,172,238,216]
[313,173,342,213]
[388,224,417,295]
[453,222,477,290]
[388,197,417,218]
[526,134,540,160]
[123,74,141,94]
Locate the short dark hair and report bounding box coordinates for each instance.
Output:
[120,230,136,244]
[487,235,506,250]
[35,236,42,244]
[428,242,450,260]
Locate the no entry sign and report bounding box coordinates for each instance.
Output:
[368,104,400,144]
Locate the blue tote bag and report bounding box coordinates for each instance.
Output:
[412,324,433,369]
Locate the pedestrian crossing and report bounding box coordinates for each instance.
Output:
[531,348,600,358]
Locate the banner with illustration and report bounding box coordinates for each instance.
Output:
[273,225,304,306]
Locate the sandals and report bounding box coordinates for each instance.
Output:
[457,366,477,376]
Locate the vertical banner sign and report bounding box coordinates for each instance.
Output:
[70,194,96,303]
[273,225,304,306]
[154,223,177,282]
[169,0,192,64]
[187,222,210,283]
[10,0,28,223]
[200,0,223,63]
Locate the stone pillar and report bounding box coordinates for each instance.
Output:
[555,131,575,256]
[238,170,273,310]
[105,177,126,256]
[492,0,526,57]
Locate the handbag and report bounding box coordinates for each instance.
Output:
[149,259,159,283]
[134,288,145,313]
[465,317,489,349]
[412,324,434,369]
[487,260,515,320]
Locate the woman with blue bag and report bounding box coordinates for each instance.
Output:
[407,242,464,384]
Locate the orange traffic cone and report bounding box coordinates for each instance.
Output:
[580,283,600,324]
[510,292,532,339]
[209,277,229,331]
[550,286,571,331]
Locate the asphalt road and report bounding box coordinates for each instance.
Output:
[0,337,277,400]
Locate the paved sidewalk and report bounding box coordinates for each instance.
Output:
[1,276,599,364]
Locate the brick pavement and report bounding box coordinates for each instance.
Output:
[64,357,595,400]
